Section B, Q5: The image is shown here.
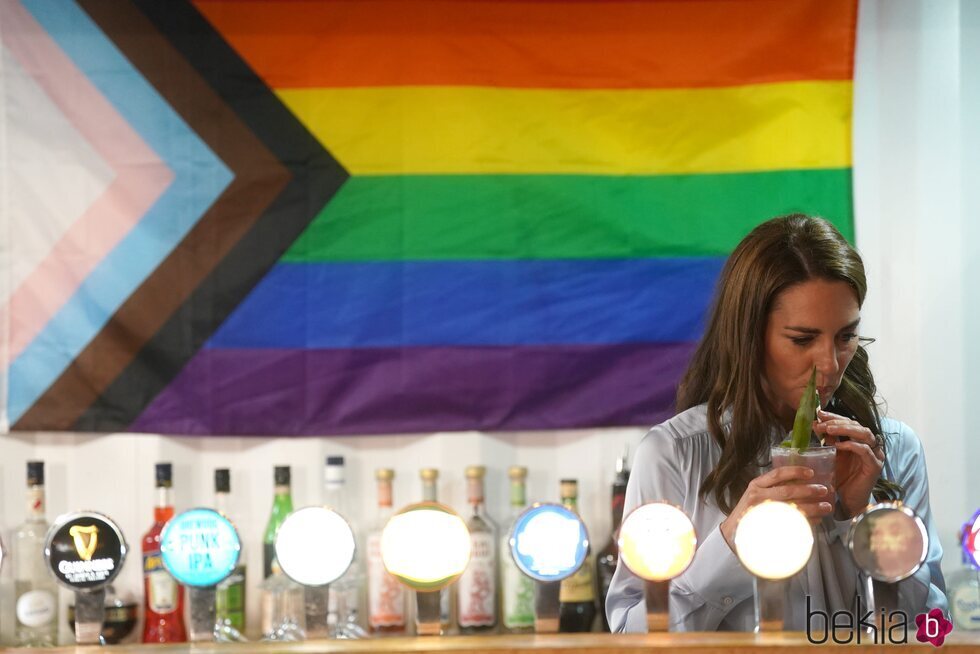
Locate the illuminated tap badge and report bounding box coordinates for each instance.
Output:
[963,508,980,571]
[509,503,588,582]
[847,502,928,583]
[160,508,241,588]
[45,512,127,590]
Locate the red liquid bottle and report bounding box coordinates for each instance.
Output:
[142,463,187,643]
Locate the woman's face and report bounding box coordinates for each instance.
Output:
[763,279,861,425]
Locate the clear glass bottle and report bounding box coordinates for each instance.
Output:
[419,467,452,634]
[142,463,187,643]
[367,468,407,635]
[457,465,497,633]
[597,448,629,632]
[500,466,534,633]
[260,466,304,641]
[214,469,247,638]
[14,461,59,647]
[318,455,365,639]
[558,479,597,632]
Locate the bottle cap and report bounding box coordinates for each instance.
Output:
[420,468,439,481]
[465,465,486,479]
[274,466,291,486]
[27,460,44,486]
[156,463,173,488]
[325,456,345,484]
[508,465,528,480]
[560,478,578,500]
[375,468,395,481]
[215,468,230,493]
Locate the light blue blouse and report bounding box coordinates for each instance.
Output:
[605,404,948,632]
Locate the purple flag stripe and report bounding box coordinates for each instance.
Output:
[132,343,695,436]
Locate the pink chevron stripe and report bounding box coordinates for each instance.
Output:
[0,0,173,361]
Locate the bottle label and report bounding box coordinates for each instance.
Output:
[216,565,247,630]
[952,582,980,630]
[145,554,178,614]
[16,590,56,628]
[501,544,535,628]
[559,554,596,603]
[457,532,496,627]
[367,533,406,627]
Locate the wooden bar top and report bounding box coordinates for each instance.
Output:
[12,633,980,654]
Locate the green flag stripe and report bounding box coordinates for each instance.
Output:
[285,168,852,262]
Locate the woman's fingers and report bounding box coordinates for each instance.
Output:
[835,439,885,466]
[753,465,814,488]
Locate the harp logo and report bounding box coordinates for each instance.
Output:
[68,525,99,561]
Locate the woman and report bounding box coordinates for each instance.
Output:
[606,214,947,632]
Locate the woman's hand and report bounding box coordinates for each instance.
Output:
[813,409,884,519]
[719,466,832,551]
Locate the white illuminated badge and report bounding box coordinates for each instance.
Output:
[381,501,471,591]
[45,512,127,591]
[275,506,355,587]
[618,502,697,582]
[847,502,929,583]
[734,501,813,580]
[160,508,240,588]
[509,503,588,583]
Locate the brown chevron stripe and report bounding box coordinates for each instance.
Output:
[14,0,290,431]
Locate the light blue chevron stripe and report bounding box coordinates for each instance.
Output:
[8,0,232,423]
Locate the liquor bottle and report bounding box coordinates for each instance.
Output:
[142,463,187,643]
[500,466,534,633]
[367,468,407,635]
[214,469,247,634]
[419,468,452,634]
[263,465,294,578]
[949,520,980,631]
[316,456,364,638]
[13,461,58,646]
[597,448,630,631]
[558,479,597,632]
[260,466,304,640]
[456,465,497,633]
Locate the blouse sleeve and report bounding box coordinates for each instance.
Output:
[605,425,754,632]
[884,420,948,616]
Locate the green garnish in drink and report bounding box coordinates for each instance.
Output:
[787,367,820,451]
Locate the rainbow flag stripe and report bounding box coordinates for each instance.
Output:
[4,0,857,435]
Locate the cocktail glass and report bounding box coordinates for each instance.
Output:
[770,445,836,498]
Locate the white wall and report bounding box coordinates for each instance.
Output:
[2,0,979,644]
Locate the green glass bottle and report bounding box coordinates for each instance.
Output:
[214,469,247,633]
[263,466,294,578]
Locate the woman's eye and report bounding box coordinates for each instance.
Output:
[791,337,813,346]
[839,332,858,342]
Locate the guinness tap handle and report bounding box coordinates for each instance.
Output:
[74,589,107,646]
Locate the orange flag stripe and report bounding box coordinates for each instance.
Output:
[195,0,857,90]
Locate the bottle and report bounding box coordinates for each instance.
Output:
[317,456,364,638]
[367,468,407,635]
[142,463,187,643]
[558,479,597,632]
[263,466,294,578]
[457,465,497,633]
[500,466,534,633]
[260,466,304,640]
[419,468,452,634]
[214,469,247,635]
[949,519,980,631]
[597,448,630,631]
[13,461,59,646]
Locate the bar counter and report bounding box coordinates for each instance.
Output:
[15,633,980,654]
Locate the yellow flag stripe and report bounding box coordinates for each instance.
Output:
[278,81,851,176]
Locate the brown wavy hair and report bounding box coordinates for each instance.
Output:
[677,214,901,514]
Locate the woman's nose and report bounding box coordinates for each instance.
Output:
[814,340,841,377]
